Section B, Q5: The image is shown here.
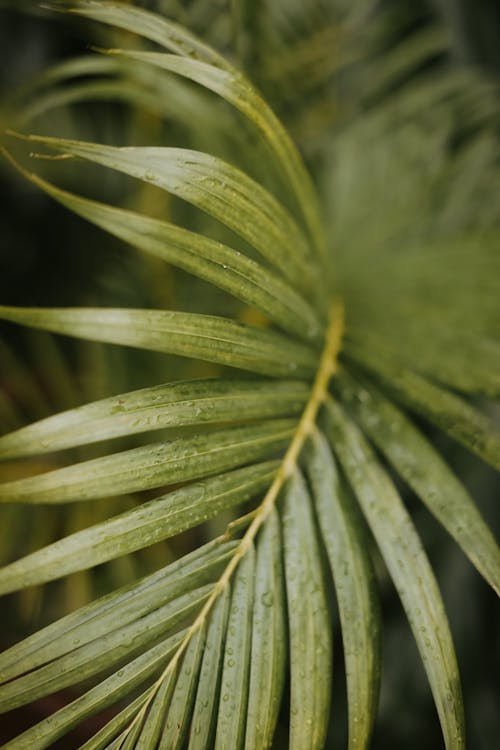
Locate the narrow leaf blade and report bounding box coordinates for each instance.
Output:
[3,150,322,337]
[70,0,231,69]
[133,666,177,749]
[214,547,255,749]
[346,352,500,472]
[244,506,286,750]
[282,470,332,750]
[0,420,294,503]
[0,379,308,460]
[96,48,327,261]
[159,625,206,749]
[336,372,500,595]
[306,428,381,750]
[0,538,235,681]
[0,587,209,712]
[188,587,231,750]
[0,306,317,378]
[77,687,155,750]
[11,135,316,292]
[0,461,277,594]
[0,632,185,750]
[325,398,465,749]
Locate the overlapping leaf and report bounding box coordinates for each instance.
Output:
[1,2,500,750]
[0,306,317,378]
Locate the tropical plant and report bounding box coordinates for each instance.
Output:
[0,2,499,749]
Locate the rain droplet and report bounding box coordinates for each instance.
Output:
[261,591,273,607]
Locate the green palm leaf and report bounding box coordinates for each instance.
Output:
[305,429,380,749]
[0,305,317,377]
[0,2,499,749]
[1,157,320,341]
[0,378,308,459]
[324,399,465,749]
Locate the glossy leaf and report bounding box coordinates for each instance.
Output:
[345,352,500,472]
[0,586,209,712]
[244,506,286,750]
[69,1,326,255]
[214,547,255,749]
[0,537,234,682]
[282,470,332,750]
[0,378,308,460]
[160,626,206,749]
[336,372,500,595]
[0,305,317,378]
[2,158,321,341]
[188,586,231,750]
[0,420,294,503]
[12,134,317,292]
[0,462,277,594]
[0,3,499,750]
[69,0,232,69]
[325,399,465,750]
[77,688,156,750]
[0,631,185,750]
[306,428,381,750]
[133,669,176,749]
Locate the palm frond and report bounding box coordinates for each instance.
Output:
[0,2,499,749]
